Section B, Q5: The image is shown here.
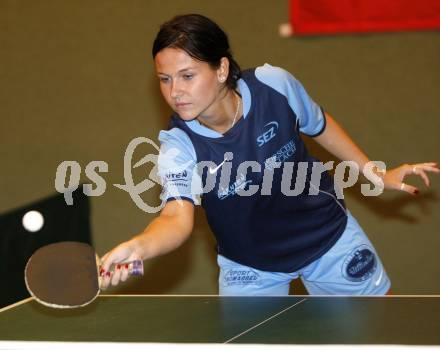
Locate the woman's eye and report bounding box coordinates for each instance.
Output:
[183,74,193,80]
[159,77,169,83]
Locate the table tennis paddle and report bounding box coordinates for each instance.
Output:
[24,241,143,309]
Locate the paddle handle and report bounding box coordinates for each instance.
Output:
[129,260,144,276]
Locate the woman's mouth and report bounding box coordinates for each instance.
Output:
[175,103,190,108]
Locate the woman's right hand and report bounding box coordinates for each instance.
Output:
[99,238,143,290]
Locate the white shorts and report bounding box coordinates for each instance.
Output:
[218,212,391,295]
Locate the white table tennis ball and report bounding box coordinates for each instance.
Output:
[22,210,44,232]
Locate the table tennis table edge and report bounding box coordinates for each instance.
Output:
[0,341,438,350]
[2,294,440,313]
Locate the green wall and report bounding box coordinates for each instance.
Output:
[1,0,439,294]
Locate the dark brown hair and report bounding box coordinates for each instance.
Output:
[152,14,241,89]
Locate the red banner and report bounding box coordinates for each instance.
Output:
[290,0,440,35]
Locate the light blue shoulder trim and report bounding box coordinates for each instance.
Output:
[158,127,197,161]
[186,119,223,138]
[158,128,201,205]
[255,63,325,136]
[237,78,252,118]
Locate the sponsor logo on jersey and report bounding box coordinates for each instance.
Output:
[217,173,253,200]
[264,138,296,171]
[342,245,377,282]
[165,170,188,181]
[257,121,279,147]
[209,152,233,174]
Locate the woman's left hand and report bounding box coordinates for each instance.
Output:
[382,162,439,195]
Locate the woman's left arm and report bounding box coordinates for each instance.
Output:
[313,112,439,195]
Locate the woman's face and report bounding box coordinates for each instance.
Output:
[154,47,227,121]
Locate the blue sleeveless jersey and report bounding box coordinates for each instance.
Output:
[158,64,348,272]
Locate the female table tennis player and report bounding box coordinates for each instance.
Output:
[100,14,439,295]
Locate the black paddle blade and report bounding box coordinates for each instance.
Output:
[25,241,100,308]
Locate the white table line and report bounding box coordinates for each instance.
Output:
[224,298,307,344]
[0,297,33,313]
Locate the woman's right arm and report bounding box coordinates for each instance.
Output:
[100,199,194,289]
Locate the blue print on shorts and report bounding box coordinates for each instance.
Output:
[342,245,377,282]
[223,269,261,286]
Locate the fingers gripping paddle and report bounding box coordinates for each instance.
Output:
[24,241,143,308]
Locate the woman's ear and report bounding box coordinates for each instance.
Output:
[217,57,230,83]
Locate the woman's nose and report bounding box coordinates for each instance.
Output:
[170,81,183,100]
